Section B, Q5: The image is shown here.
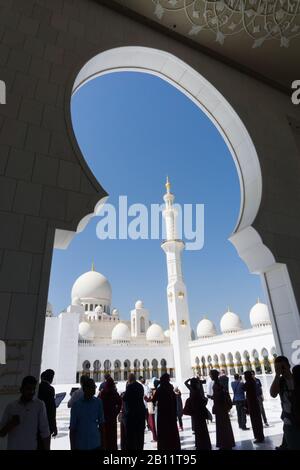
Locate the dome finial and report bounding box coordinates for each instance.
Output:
[257,297,260,304]
[165,175,171,194]
[91,261,95,272]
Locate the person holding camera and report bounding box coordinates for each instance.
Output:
[184,377,211,450]
[231,374,249,430]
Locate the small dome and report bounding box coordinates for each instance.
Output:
[112,308,119,316]
[71,270,111,304]
[135,300,144,309]
[146,324,164,342]
[197,318,217,338]
[95,305,103,315]
[112,323,130,342]
[164,329,170,338]
[78,321,94,341]
[46,302,53,317]
[220,310,242,333]
[250,301,271,328]
[72,297,81,306]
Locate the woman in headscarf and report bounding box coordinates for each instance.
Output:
[184,378,211,450]
[244,370,264,444]
[152,373,180,450]
[99,376,122,450]
[210,369,235,450]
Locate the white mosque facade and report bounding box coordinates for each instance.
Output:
[42,181,277,385]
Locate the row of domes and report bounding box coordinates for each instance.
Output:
[196,301,271,338]
[79,320,166,343]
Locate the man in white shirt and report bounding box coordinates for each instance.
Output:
[0,376,50,450]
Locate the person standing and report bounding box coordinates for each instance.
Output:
[210,369,235,450]
[251,370,269,427]
[0,376,50,450]
[70,378,104,450]
[99,373,111,392]
[139,377,151,430]
[174,387,183,431]
[219,369,229,392]
[99,376,122,450]
[231,374,248,430]
[270,356,300,450]
[206,374,214,423]
[145,389,157,442]
[244,370,264,443]
[184,378,211,450]
[38,369,57,447]
[68,375,89,408]
[122,374,145,450]
[152,373,180,450]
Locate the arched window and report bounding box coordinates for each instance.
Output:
[261,348,272,374]
[220,354,227,374]
[82,360,91,377]
[134,359,140,376]
[201,356,207,377]
[132,317,136,334]
[235,352,243,374]
[227,353,235,375]
[93,360,100,382]
[243,351,251,371]
[140,316,145,333]
[161,359,167,374]
[103,359,111,374]
[114,360,121,381]
[143,359,150,379]
[252,350,261,374]
[152,359,158,378]
[195,356,200,376]
[213,354,219,368]
[124,360,131,381]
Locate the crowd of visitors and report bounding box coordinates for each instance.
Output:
[0,355,299,450]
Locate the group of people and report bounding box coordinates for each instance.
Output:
[0,355,299,450]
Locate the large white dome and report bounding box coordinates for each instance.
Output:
[146,324,164,342]
[71,270,111,304]
[220,310,242,333]
[250,301,271,328]
[78,321,94,341]
[112,323,130,342]
[196,318,217,338]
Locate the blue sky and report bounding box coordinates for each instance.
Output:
[48,71,264,332]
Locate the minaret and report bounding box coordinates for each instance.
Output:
[161,177,192,384]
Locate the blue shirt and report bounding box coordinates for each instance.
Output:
[70,397,104,450]
[231,380,245,401]
[255,378,263,397]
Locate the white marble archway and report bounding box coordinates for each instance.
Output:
[71,46,300,362]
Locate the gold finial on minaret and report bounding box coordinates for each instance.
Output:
[165,175,171,194]
[91,261,95,271]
